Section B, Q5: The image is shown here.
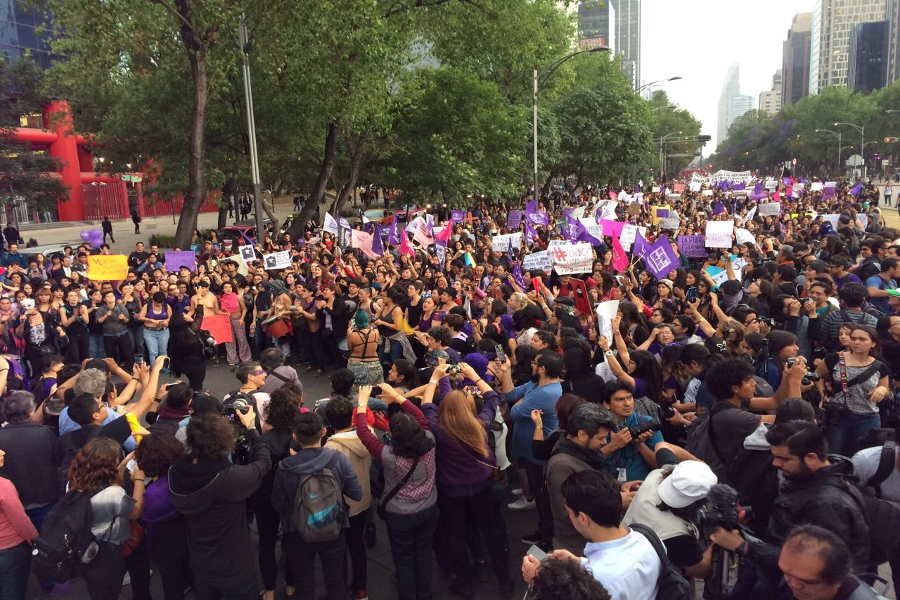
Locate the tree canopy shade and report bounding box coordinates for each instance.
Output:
[710,82,900,176]
[0,57,67,213]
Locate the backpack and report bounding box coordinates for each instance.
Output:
[291,453,344,543]
[31,490,98,583]
[862,441,898,500]
[629,523,693,600]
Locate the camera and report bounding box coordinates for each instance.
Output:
[785,357,820,385]
[222,397,252,464]
[695,484,747,532]
[222,397,251,420]
[615,417,662,439]
[424,353,439,367]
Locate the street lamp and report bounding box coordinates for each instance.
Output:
[815,129,844,175]
[835,122,866,179]
[533,46,610,205]
[638,76,683,94]
[657,131,684,175]
[652,104,678,112]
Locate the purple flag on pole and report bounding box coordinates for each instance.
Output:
[782,177,793,187]
[526,199,537,213]
[733,182,746,191]
[642,235,679,280]
[661,186,667,196]
[571,219,601,246]
[526,211,549,226]
[371,224,384,256]
[512,262,526,289]
[524,220,537,246]
[850,183,864,196]
[388,215,398,246]
[633,229,651,258]
[451,210,466,223]
[507,238,515,264]
[714,200,725,215]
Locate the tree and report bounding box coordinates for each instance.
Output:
[650,90,703,175]
[0,57,67,213]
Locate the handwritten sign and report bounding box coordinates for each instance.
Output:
[659,215,681,230]
[550,243,593,275]
[677,235,707,258]
[705,221,734,248]
[758,202,781,216]
[166,250,196,272]
[522,251,552,272]
[491,233,522,252]
[202,314,233,344]
[507,210,522,229]
[810,181,824,191]
[595,300,620,342]
[87,255,128,281]
[263,251,291,270]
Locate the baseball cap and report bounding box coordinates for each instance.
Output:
[657,461,717,508]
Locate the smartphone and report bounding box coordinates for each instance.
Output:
[446,365,461,375]
[162,357,170,369]
[126,458,136,472]
[135,355,144,365]
[686,287,697,303]
[495,344,507,364]
[526,545,548,562]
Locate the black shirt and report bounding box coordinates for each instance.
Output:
[53,417,131,487]
[128,251,149,270]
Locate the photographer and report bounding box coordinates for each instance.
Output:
[225,361,271,429]
[622,450,717,578]
[168,406,271,599]
[755,331,800,392]
[598,380,663,482]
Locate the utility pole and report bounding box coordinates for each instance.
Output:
[238,14,266,241]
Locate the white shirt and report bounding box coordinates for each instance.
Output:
[852,445,900,503]
[582,529,661,600]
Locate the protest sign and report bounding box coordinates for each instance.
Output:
[166,250,196,272]
[507,210,522,229]
[264,251,291,270]
[652,186,661,193]
[673,183,685,194]
[525,212,549,226]
[522,250,551,272]
[202,314,233,344]
[413,218,435,246]
[701,189,713,196]
[710,270,731,287]
[323,213,339,235]
[599,201,618,221]
[758,202,781,216]
[734,228,756,245]
[239,245,256,263]
[678,235,708,258]
[88,255,128,281]
[858,214,869,230]
[491,233,522,252]
[811,181,824,191]
[705,221,734,248]
[451,210,466,224]
[821,214,840,230]
[575,218,603,242]
[595,300,620,342]
[659,216,681,230]
[765,179,778,190]
[642,236,679,280]
[350,229,378,258]
[550,243,593,275]
[620,224,647,250]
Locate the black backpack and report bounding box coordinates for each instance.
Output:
[863,441,898,500]
[629,523,693,600]
[31,490,98,583]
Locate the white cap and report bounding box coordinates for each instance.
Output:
[657,461,717,509]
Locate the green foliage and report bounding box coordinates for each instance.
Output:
[147,233,177,249]
[0,57,67,211]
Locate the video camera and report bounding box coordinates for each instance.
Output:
[696,484,752,600]
[696,484,748,533]
[222,395,252,465]
[615,417,662,439]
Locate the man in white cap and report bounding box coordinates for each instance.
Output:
[624,446,717,579]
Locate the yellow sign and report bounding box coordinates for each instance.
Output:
[87,255,128,281]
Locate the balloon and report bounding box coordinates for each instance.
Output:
[80,230,92,242]
[90,238,103,249]
[90,228,102,239]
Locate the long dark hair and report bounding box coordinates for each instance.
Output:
[389,412,435,459]
[630,350,663,403]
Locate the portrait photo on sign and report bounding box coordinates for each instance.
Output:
[240,246,255,261]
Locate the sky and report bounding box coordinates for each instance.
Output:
[640,0,815,154]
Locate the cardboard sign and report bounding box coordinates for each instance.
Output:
[263,251,291,270]
[689,182,702,192]
[758,202,781,216]
[239,245,256,263]
[550,243,593,275]
[673,183,685,194]
[678,235,708,258]
[701,189,713,197]
[166,250,196,272]
[595,300,620,342]
[705,221,734,248]
[491,233,522,252]
[522,250,552,272]
[811,182,824,191]
[202,313,233,344]
[735,228,756,245]
[87,255,128,281]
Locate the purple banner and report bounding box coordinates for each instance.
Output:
[166,250,196,272]
[678,235,708,258]
[451,210,466,223]
[507,210,522,229]
[656,209,669,218]
[525,211,549,227]
[642,235,680,280]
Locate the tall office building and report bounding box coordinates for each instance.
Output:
[717,64,755,146]
[848,21,889,92]
[782,13,812,106]
[0,0,58,68]
[578,1,614,50]
[887,0,900,85]
[808,0,886,94]
[610,0,641,89]
[759,70,783,116]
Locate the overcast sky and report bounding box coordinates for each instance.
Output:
[641,0,814,154]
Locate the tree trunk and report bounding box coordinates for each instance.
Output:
[332,131,368,217]
[288,122,338,240]
[175,53,210,249]
[540,172,555,199]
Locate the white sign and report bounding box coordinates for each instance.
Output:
[238,245,256,263]
[734,228,755,245]
[711,269,731,287]
[578,218,603,241]
[689,182,702,192]
[701,189,713,197]
[758,202,781,216]
[599,201,618,221]
[522,251,552,272]
[765,179,778,190]
[821,214,840,229]
[551,243,594,275]
[620,224,647,250]
[406,216,425,234]
[811,181,824,191]
[711,170,753,184]
[264,251,291,270]
[595,300,620,343]
[323,213,339,235]
[858,214,869,230]
[491,233,522,252]
[659,215,681,230]
[705,221,734,248]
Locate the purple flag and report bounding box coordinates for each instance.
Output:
[525,199,537,213]
[512,262,526,289]
[451,210,466,223]
[560,221,572,241]
[507,237,515,263]
[661,186,667,196]
[642,235,679,280]
[633,229,651,258]
[362,222,374,234]
[388,215,398,246]
[656,209,670,218]
[572,219,601,246]
[753,181,763,194]
[850,183,864,196]
[733,182,746,191]
[526,211,549,227]
[371,224,384,256]
[507,210,522,229]
[524,220,537,246]
[713,201,725,215]
[782,176,793,187]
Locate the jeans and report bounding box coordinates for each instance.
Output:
[89,334,106,359]
[826,411,882,457]
[193,573,259,600]
[0,542,30,600]
[144,328,170,365]
[103,331,135,370]
[438,485,511,589]
[25,502,54,532]
[255,498,293,592]
[378,338,404,366]
[384,503,440,600]
[284,530,347,600]
[128,327,145,361]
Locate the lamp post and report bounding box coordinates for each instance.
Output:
[638,76,683,95]
[815,129,843,175]
[656,132,685,176]
[835,122,865,180]
[238,14,266,240]
[533,47,610,205]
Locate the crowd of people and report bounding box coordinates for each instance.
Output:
[0,175,896,600]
